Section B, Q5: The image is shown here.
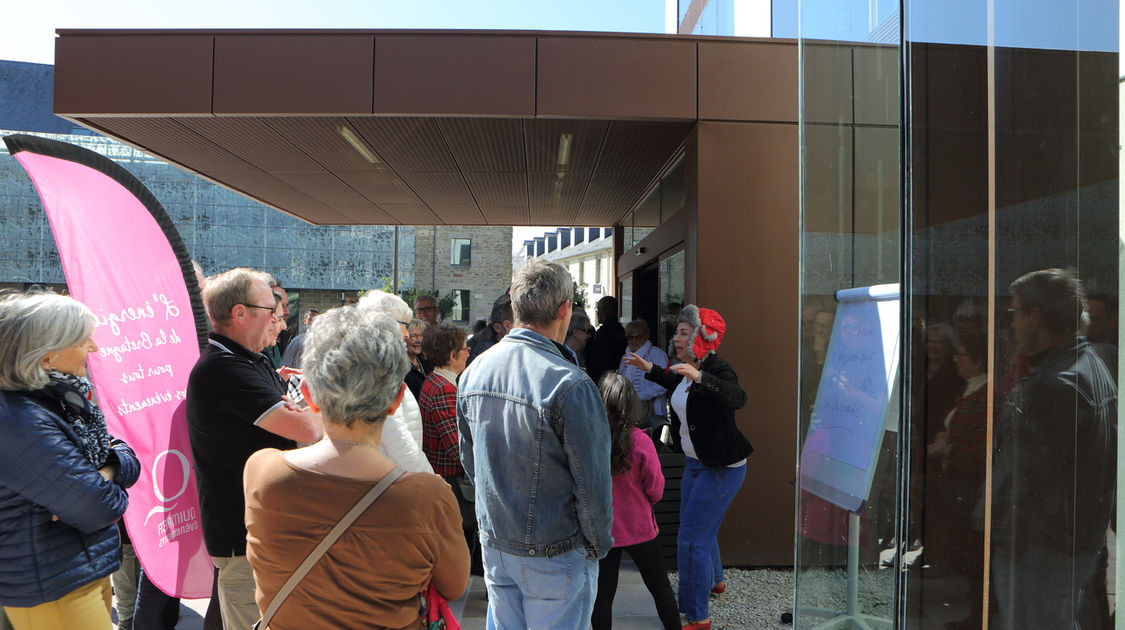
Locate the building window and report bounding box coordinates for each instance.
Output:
[451,238,471,266]
[452,289,470,322]
[595,258,602,284]
[578,261,585,284]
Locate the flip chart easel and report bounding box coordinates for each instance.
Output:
[797,284,900,630]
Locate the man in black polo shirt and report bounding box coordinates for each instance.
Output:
[187,268,322,630]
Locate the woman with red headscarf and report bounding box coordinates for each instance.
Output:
[624,305,752,630]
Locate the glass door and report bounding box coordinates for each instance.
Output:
[796,0,1120,628]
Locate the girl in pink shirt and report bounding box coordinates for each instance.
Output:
[591,374,680,630]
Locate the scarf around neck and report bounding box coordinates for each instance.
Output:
[38,371,112,468]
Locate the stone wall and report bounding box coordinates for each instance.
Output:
[413,226,513,327]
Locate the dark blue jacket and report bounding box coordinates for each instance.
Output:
[0,389,140,607]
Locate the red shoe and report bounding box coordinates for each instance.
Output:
[710,581,726,595]
[683,619,712,630]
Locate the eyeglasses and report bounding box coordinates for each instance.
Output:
[416,306,438,313]
[240,303,280,322]
[626,334,646,341]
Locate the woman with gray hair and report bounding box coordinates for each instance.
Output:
[0,291,140,629]
[243,306,469,629]
[404,318,432,401]
[348,291,433,473]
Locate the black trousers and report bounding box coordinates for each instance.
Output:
[591,537,680,630]
[444,474,483,575]
[133,568,180,630]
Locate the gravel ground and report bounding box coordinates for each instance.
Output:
[669,568,796,629]
[668,567,895,629]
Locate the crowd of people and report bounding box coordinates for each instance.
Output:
[0,259,1116,630]
[0,259,755,630]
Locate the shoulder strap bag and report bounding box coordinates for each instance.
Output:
[252,465,405,630]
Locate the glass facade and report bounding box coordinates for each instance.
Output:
[797,1,1119,628]
[621,154,686,251]
[658,250,685,352]
[0,130,414,291]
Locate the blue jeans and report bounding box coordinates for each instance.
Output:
[483,546,599,630]
[133,567,180,630]
[678,457,746,621]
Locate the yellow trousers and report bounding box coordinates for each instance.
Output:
[4,577,112,630]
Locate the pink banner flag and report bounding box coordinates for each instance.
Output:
[4,134,213,598]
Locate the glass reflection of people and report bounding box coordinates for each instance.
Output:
[991,269,1116,630]
[624,305,751,630]
[926,331,988,630]
[924,323,964,444]
[1084,292,1118,379]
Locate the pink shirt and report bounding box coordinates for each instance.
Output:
[610,428,666,547]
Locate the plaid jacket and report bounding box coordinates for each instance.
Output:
[420,370,463,477]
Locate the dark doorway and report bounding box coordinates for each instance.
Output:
[633,262,660,345]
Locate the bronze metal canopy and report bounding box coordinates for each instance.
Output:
[54,30,796,226]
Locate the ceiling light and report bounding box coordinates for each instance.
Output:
[556,133,573,169]
[338,125,380,164]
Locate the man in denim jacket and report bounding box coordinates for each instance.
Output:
[458,259,613,630]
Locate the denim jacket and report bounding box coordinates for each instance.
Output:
[457,328,613,559]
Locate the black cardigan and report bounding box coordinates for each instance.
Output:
[645,353,753,468]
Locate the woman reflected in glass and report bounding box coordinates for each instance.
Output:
[927,331,987,630]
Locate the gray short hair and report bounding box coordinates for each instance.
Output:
[407,318,429,334]
[0,292,97,391]
[301,305,409,428]
[511,259,572,326]
[203,268,271,327]
[358,291,412,323]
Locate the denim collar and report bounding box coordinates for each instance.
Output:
[505,327,570,361]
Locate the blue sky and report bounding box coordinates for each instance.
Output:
[3,0,671,65]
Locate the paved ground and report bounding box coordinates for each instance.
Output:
[126,556,666,629]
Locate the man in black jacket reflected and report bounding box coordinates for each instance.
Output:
[990,268,1116,630]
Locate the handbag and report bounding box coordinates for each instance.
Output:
[420,581,461,630]
[252,465,405,630]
